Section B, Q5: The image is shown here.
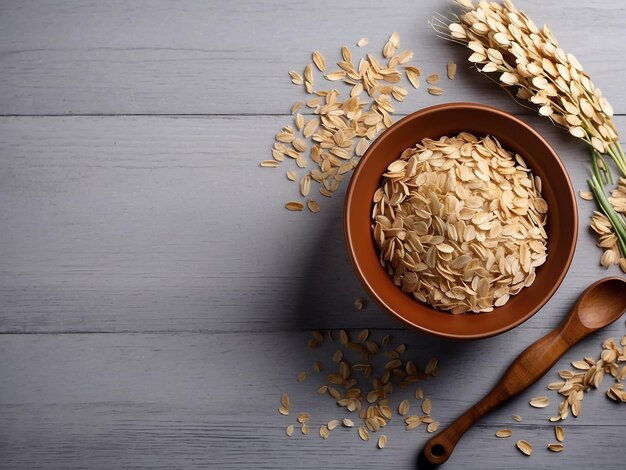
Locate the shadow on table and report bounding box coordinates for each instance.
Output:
[282,195,495,365]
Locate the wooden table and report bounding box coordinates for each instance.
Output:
[1,1,624,468]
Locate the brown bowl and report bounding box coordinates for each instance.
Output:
[344,103,577,340]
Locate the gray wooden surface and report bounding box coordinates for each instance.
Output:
[0,1,624,468]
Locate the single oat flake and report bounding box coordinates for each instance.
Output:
[516,439,533,456]
[307,199,320,213]
[285,201,304,211]
[447,61,457,80]
[529,396,550,408]
[554,425,565,442]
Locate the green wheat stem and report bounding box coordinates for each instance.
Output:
[588,174,626,257]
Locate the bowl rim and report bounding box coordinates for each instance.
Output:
[344,102,578,340]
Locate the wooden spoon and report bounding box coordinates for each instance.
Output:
[423,276,626,465]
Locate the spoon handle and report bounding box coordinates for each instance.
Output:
[423,326,571,465]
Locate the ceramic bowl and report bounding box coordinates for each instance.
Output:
[344,103,577,340]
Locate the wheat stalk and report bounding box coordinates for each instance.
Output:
[433,0,626,270]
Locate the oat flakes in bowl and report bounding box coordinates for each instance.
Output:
[372,132,547,314]
[344,103,577,340]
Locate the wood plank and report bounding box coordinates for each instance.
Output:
[0,332,624,468]
[0,114,623,333]
[0,0,625,115]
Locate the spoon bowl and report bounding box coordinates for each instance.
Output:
[576,277,626,329]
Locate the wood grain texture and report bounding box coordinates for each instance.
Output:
[0,0,625,115]
[0,332,625,469]
[0,115,622,333]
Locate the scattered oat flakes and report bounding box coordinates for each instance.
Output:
[269,32,439,210]
[554,425,564,442]
[286,424,294,436]
[281,393,290,409]
[326,419,339,431]
[295,155,307,168]
[297,371,307,382]
[404,415,422,430]
[382,32,400,58]
[377,434,387,449]
[405,66,421,89]
[427,421,440,433]
[297,412,310,423]
[512,414,522,422]
[331,349,343,363]
[516,439,532,456]
[357,37,369,47]
[282,329,445,447]
[300,175,311,197]
[427,86,444,95]
[545,334,626,420]
[579,190,593,201]
[307,199,320,213]
[260,160,279,168]
[354,297,365,310]
[529,396,549,408]
[547,443,564,452]
[495,429,512,438]
[342,418,355,427]
[425,358,438,375]
[339,329,349,345]
[303,63,313,86]
[312,51,326,72]
[324,70,347,81]
[289,69,304,85]
[291,101,303,114]
[447,61,457,80]
[426,74,440,84]
[422,398,432,415]
[285,201,304,211]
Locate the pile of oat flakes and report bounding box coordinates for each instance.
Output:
[260,33,454,213]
